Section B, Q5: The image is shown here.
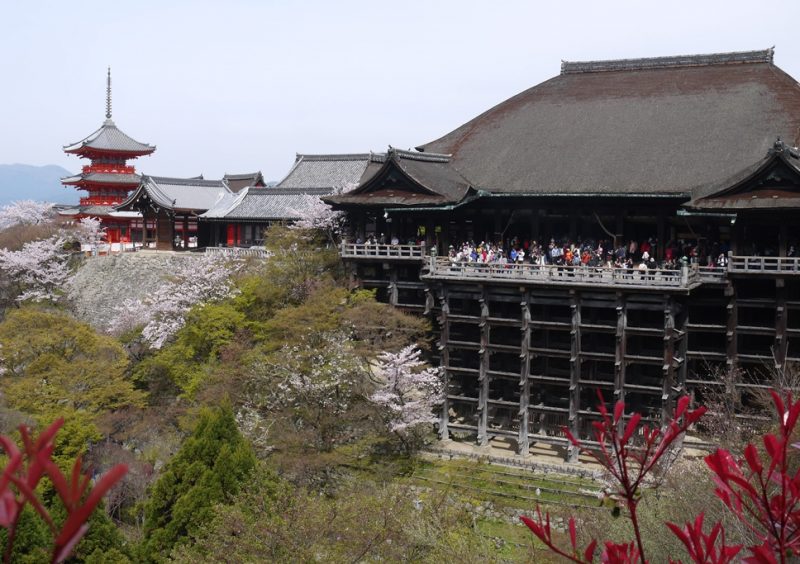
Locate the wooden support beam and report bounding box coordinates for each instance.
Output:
[388,267,399,307]
[726,284,738,370]
[775,279,788,372]
[477,287,491,447]
[614,293,627,407]
[518,291,531,455]
[662,296,676,425]
[438,287,450,441]
[676,299,689,396]
[568,291,581,462]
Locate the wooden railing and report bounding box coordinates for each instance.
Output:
[339,241,425,260]
[697,266,728,284]
[424,258,698,289]
[729,255,800,274]
[205,246,270,258]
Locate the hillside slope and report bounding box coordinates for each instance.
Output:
[0,164,77,205]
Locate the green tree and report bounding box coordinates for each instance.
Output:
[140,404,256,562]
[0,307,145,461]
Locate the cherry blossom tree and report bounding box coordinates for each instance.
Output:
[75,216,106,251]
[0,200,53,231]
[251,330,366,451]
[0,235,71,302]
[108,253,242,348]
[289,183,356,245]
[370,345,443,451]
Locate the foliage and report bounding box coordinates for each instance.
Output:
[139,404,256,561]
[171,467,500,563]
[521,393,707,562]
[0,418,127,563]
[249,329,368,452]
[109,253,242,349]
[0,308,144,462]
[704,390,800,561]
[132,302,247,397]
[371,345,443,452]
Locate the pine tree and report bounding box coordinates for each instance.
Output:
[140,404,256,562]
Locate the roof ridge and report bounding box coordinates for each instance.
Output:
[249,187,332,195]
[561,48,774,75]
[146,175,224,187]
[389,147,451,163]
[294,153,373,161]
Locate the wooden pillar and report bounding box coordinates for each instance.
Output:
[182,216,189,249]
[388,267,398,307]
[775,279,788,373]
[726,283,738,371]
[657,210,665,261]
[518,292,531,455]
[477,287,491,447]
[531,212,540,244]
[615,210,625,249]
[494,210,503,244]
[614,293,627,406]
[676,300,688,398]
[568,291,581,462]
[438,287,450,441]
[662,296,677,425]
[569,209,578,242]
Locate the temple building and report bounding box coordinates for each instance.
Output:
[323,48,800,459]
[61,69,155,243]
[198,153,371,246]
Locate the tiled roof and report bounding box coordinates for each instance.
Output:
[201,187,332,221]
[276,154,372,189]
[64,119,155,156]
[419,48,800,198]
[61,172,141,185]
[223,171,266,193]
[326,148,471,207]
[117,175,231,213]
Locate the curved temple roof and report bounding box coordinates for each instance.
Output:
[418,48,800,199]
[117,176,231,213]
[64,119,155,157]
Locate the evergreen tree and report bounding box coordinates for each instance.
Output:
[140,404,256,562]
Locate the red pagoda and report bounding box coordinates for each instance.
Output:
[61,69,155,243]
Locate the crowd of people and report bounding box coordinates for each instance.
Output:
[446,236,732,271]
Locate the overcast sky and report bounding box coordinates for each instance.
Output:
[2,0,800,182]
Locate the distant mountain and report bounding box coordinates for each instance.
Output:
[0,164,78,206]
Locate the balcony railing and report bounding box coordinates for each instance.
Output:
[205,246,271,258]
[423,257,699,289]
[729,256,800,275]
[339,241,425,260]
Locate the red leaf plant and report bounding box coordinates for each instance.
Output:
[0,418,127,563]
[521,392,712,563]
[704,390,800,563]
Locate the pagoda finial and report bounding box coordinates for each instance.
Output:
[105,67,112,119]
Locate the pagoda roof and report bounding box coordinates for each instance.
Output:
[201,187,334,221]
[276,153,372,190]
[116,175,232,214]
[417,48,800,199]
[223,171,266,193]
[64,119,155,157]
[61,171,141,186]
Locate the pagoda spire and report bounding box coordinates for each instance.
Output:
[105,67,112,120]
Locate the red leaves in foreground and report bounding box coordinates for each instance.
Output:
[704,391,800,562]
[0,418,127,563]
[521,390,800,563]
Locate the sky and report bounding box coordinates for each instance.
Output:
[2,0,800,182]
